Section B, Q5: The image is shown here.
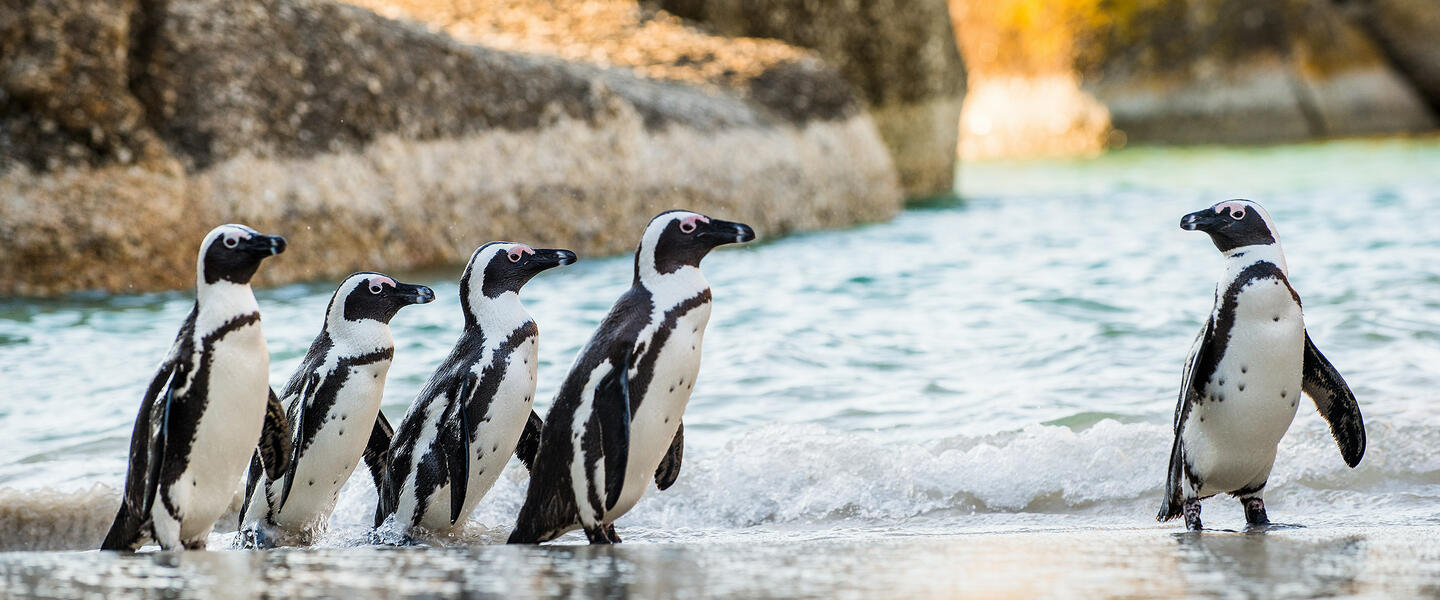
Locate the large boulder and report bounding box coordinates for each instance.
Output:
[1335,0,1440,113]
[0,0,901,296]
[653,0,967,198]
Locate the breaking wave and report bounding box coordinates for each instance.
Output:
[5,418,1435,551]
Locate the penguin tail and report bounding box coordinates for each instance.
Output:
[100,503,146,551]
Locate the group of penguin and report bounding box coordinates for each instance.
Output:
[98,199,1369,552]
[100,210,755,551]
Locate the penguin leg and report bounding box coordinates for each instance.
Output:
[603,523,621,543]
[182,525,213,550]
[1241,496,1269,527]
[1182,498,1203,531]
[584,524,614,545]
[151,506,184,551]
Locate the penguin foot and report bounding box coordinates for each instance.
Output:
[585,525,616,545]
[1183,499,1203,531]
[1242,497,1268,527]
[603,524,621,544]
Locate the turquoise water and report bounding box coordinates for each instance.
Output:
[0,139,1438,550]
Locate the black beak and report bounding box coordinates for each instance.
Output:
[1180,210,1222,233]
[699,219,757,246]
[241,234,287,256]
[394,282,436,305]
[526,248,578,272]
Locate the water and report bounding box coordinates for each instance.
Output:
[1,140,1438,559]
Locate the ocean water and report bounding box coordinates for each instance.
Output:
[1,139,1438,557]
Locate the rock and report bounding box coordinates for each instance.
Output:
[951,0,1437,159]
[653,0,967,198]
[1336,0,1440,114]
[0,0,901,296]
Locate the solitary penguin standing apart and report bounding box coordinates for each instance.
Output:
[1159,200,1365,531]
[378,242,576,536]
[102,224,292,551]
[509,210,755,544]
[236,272,435,547]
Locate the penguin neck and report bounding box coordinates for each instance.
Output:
[1222,242,1289,277]
[324,310,394,357]
[637,264,709,304]
[195,279,260,330]
[463,290,532,339]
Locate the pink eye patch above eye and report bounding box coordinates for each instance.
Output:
[679,215,709,231]
[370,275,396,289]
[508,245,535,261]
[1213,201,1248,219]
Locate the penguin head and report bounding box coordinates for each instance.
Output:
[1180,200,1279,252]
[198,224,287,285]
[459,241,576,317]
[635,210,756,281]
[327,272,435,326]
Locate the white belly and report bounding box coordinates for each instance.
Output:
[1184,279,1304,496]
[170,323,270,540]
[418,339,539,531]
[606,304,709,521]
[272,361,390,529]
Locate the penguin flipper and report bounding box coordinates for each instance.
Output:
[596,350,632,511]
[1159,318,1212,522]
[278,375,319,513]
[363,411,394,496]
[259,388,293,481]
[654,421,683,491]
[515,411,544,472]
[1302,332,1366,467]
[445,375,477,526]
[239,451,263,529]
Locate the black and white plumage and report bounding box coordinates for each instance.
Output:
[236,272,435,547]
[1158,200,1365,531]
[509,210,755,544]
[377,242,576,534]
[101,224,290,551]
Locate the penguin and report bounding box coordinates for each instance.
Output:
[377,242,577,535]
[101,224,291,551]
[1158,199,1366,531]
[508,210,755,544]
[235,272,435,547]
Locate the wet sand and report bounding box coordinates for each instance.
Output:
[2,524,1438,599]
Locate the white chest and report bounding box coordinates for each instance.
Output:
[607,300,711,520]
[1184,277,1305,494]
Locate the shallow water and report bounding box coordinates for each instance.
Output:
[1,140,1438,561]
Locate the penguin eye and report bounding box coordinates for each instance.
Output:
[679,221,697,234]
[508,251,522,263]
[1231,208,1246,220]
[369,283,384,294]
[223,237,239,249]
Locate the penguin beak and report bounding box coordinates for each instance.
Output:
[241,234,287,256]
[526,248,578,272]
[697,219,757,246]
[393,283,435,305]
[1180,210,1222,233]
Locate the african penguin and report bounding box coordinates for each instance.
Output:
[1159,199,1365,531]
[101,224,291,551]
[377,242,576,535]
[508,210,756,544]
[235,272,435,547]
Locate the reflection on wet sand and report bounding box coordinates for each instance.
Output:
[4,526,1440,599]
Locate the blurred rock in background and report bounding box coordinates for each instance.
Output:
[952,0,1439,159]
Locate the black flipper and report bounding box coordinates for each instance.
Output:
[239,452,263,529]
[445,375,476,526]
[363,411,394,495]
[1159,317,1212,522]
[597,350,632,511]
[515,411,544,472]
[259,388,293,481]
[278,374,318,512]
[654,421,683,491]
[1302,332,1366,467]
[142,365,181,517]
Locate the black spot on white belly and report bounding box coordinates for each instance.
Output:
[1238,383,1245,391]
[309,480,314,486]
[491,444,498,452]
[1241,366,1248,374]
[1281,390,1287,398]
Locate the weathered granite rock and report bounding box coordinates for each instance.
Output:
[951,0,1437,159]
[1336,0,1440,114]
[654,0,966,198]
[0,0,901,296]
